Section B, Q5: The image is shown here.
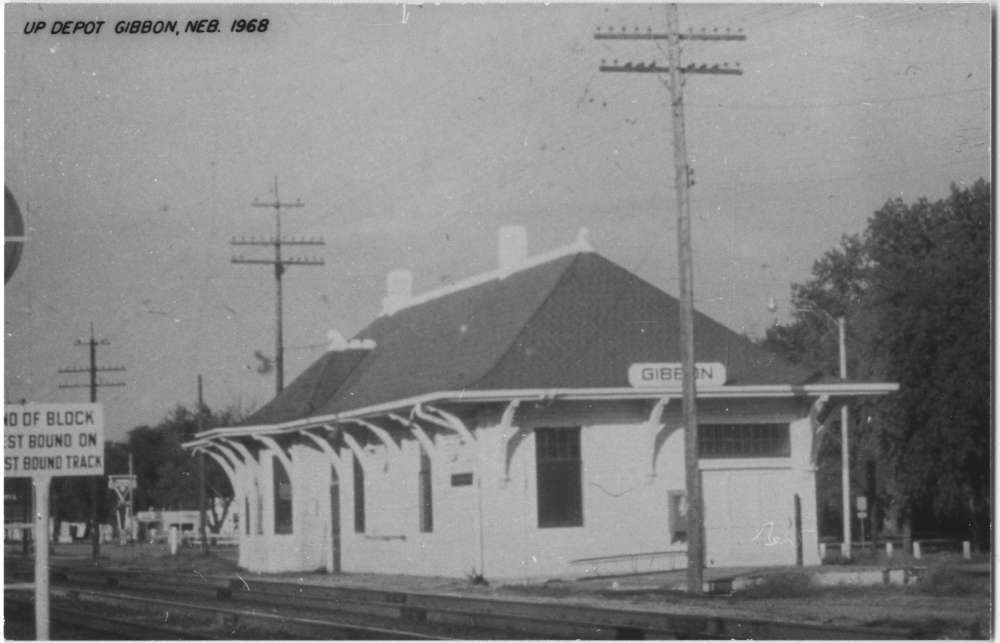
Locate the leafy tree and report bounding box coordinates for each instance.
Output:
[763,180,990,549]
[125,403,241,534]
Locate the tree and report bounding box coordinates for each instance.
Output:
[864,180,990,548]
[763,180,990,549]
[125,403,241,534]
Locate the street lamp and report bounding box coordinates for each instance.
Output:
[769,297,852,560]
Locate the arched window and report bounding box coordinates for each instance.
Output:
[273,457,293,534]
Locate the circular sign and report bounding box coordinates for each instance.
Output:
[5,187,24,284]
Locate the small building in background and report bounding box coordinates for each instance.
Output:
[186,228,895,580]
[136,499,240,545]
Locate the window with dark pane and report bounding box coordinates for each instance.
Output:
[353,454,365,533]
[535,427,583,528]
[273,457,293,534]
[697,423,790,458]
[418,446,433,533]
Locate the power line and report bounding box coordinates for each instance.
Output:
[688,86,988,110]
[231,177,325,394]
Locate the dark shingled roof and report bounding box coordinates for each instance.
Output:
[241,251,818,426]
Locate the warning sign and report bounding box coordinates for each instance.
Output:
[4,403,105,477]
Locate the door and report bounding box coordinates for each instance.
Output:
[330,466,341,573]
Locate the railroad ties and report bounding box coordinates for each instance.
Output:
[8,565,916,640]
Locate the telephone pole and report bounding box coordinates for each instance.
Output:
[58,322,126,561]
[232,177,325,393]
[596,4,745,594]
[197,374,209,555]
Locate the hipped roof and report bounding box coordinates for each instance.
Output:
[243,251,819,427]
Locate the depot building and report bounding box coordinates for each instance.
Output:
[186,228,896,580]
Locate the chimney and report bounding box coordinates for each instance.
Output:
[382,269,413,314]
[498,226,528,274]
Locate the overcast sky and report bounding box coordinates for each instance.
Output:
[4,2,991,442]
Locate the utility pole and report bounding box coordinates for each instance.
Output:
[596,4,745,594]
[197,374,209,555]
[838,316,851,559]
[232,177,325,393]
[58,322,126,561]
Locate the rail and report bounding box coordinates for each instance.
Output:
[40,565,914,640]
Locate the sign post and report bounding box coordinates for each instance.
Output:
[32,475,51,640]
[4,403,104,640]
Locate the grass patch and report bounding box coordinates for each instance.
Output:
[733,570,816,598]
[916,562,986,596]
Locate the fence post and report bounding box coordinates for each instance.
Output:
[819,542,826,561]
[913,540,921,559]
[886,541,893,558]
[962,541,971,559]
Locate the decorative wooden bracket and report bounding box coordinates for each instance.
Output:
[298,428,347,481]
[497,400,522,484]
[647,397,673,478]
[255,435,294,474]
[341,417,402,460]
[416,404,475,444]
[220,438,260,473]
[341,431,380,475]
[809,394,832,466]
[193,446,236,486]
[388,412,440,465]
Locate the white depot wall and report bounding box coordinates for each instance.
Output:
[477,402,690,581]
[234,395,821,577]
[343,433,479,578]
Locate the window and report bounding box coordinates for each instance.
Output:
[450,472,473,486]
[418,447,433,533]
[698,423,790,458]
[273,458,293,534]
[535,427,583,528]
[353,454,365,533]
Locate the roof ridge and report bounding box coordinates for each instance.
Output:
[470,252,584,391]
[381,231,593,317]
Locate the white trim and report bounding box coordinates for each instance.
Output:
[189,382,897,442]
[380,233,593,317]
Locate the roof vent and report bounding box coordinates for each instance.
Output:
[326,330,375,351]
[382,269,413,315]
[498,226,528,275]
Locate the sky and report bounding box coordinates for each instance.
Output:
[4,2,991,443]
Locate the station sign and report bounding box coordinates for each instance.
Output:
[628,362,727,388]
[4,403,105,477]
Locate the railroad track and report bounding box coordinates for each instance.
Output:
[8,564,915,639]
